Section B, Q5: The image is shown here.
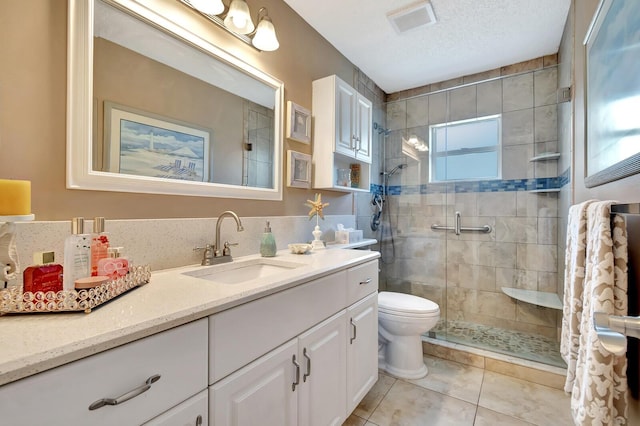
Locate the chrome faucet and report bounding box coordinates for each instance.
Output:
[210,211,244,263]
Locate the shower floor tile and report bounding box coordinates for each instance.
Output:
[432,320,566,368]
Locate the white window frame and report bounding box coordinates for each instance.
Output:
[429,114,502,183]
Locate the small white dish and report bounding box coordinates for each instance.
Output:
[288,243,312,254]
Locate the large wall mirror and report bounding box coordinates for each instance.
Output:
[67,0,284,200]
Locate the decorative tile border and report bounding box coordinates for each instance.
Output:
[370,172,571,196]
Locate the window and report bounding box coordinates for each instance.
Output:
[429,115,501,182]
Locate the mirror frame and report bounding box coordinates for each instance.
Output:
[67,0,284,200]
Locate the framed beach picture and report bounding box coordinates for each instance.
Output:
[584,0,640,187]
[104,102,211,182]
[286,101,311,144]
[287,150,311,188]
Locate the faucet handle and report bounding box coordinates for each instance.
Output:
[223,241,238,257]
[194,244,215,265]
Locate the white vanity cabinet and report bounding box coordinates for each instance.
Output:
[210,260,379,426]
[312,75,372,192]
[0,318,208,426]
[143,389,208,426]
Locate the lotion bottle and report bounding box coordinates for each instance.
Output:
[63,217,91,290]
[260,221,276,257]
[90,217,110,276]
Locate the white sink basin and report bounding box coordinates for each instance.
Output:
[182,258,306,284]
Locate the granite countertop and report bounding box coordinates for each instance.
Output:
[0,248,379,386]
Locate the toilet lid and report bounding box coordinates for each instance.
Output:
[378,291,439,314]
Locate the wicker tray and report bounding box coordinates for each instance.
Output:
[0,265,151,314]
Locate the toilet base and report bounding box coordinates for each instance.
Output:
[378,336,429,380]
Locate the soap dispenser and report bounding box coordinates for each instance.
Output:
[260,221,277,257]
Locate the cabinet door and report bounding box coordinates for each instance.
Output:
[355,94,373,163]
[298,310,347,426]
[211,339,298,426]
[346,292,379,414]
[143,390,208,426]
[335,79,356,157]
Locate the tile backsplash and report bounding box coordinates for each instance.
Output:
[8,215,357,288]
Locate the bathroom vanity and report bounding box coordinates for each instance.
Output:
[0,248,379,425]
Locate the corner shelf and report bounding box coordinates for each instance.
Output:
[530,153,560,162]
[501,287,562,310]
[529,188,561,193]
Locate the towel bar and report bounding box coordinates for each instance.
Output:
[593,312,640,355]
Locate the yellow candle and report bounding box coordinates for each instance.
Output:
[0,179,31,216]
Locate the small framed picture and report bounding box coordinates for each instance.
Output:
[286,101,311,144]
[287,150,311,188]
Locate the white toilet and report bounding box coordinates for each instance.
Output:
[378,291,440,379]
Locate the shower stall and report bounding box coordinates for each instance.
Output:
[363,65,566,368]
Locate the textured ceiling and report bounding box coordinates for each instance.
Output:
[283,0,572,94]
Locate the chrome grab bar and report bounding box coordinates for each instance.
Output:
[431,211,492,235]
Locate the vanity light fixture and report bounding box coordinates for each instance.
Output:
[180,0,280,51]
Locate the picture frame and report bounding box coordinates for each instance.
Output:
[287,150,311,188]
[104,101,211,182]
[286,101,311,144]
[584,0,640,188]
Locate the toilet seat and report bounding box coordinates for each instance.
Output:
[378,291,439,315]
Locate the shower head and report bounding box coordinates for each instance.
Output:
[373,122,391,136]
[381,163,407,177]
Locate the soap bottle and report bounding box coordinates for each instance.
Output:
[260,221,277,257]
[90,217,110,276]
[97,247,129,280]
[23,251,63,294]
[62,217,91,291]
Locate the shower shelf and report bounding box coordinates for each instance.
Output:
[529,152,561,162]
[529,188,561,193]
[501,287,562,310]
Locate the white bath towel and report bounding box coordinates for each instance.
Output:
[561,200,595,393]
[571,201,628,425]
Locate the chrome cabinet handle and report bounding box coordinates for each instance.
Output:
[196,415,203,426]
[89,374,161,410]
[303,348,311,382]
[454,211,461,236]
[292,355,300,391]
[350,318,357,344]
[359,278,372,285]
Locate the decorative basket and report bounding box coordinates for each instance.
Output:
[0,265,151,314]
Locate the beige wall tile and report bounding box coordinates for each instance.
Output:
[516,192,558,217]
[386,100,407,131]
[534,105,558,142]
[406,96,429,128]
[428,92,448,124]
[516,243,558,272]
[502,144,534,179]
[503,73,534,112]
[477,79,503,116]
[500,58,544,75]
[449,85,477,121]
[495,217,538,243]
[496,268,539,291]
[534,67,558,107]
[478,192,517,216]
[502,109,534,146]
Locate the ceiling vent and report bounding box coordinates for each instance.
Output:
[387,1,437,34]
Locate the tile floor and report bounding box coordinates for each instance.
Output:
[343,355,573,426]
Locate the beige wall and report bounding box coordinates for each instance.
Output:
[0,0,359,220]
